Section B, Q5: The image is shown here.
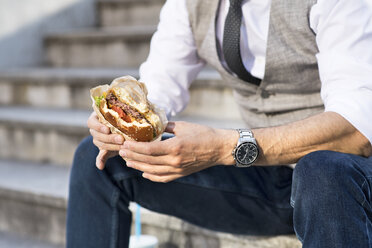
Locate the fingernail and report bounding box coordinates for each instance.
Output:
[126,161,132,167]
[101,126,109,133]
[119,150,126,157]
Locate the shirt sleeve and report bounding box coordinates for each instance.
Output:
[310,0,372,145]
[139,0,205,118]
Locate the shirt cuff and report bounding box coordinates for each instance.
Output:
[324,91,372,146]
[317,52,372,145]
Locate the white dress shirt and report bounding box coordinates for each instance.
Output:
[139,0,372,144]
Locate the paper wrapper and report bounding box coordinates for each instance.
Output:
[90,76,168,141]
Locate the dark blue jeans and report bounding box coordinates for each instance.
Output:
[67,136,372,247]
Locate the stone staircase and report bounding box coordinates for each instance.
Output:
[0,0,301,247]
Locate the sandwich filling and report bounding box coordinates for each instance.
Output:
[104,91,157,138]
[106,92,144,123]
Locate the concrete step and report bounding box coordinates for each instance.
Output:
[0,107,90,166]
[0,231,63,248]
[97,0,165,27]
[0,159,301,247]
[44,26,155,68]
[0,67,241,120]
[0,106,244,166]
[0,160,69,245]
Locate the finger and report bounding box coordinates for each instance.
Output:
[119,149,177,166]
[93,139,122,151]
[87,112,110,134]
[142,172,183,183]
[90,129,124,145]
[126,160,182,175]
[96,150,108,170]
[122,140,173,156]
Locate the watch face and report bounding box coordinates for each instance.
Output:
[236,142,258,165]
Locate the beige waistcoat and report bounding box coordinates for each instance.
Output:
[186,0,324,128]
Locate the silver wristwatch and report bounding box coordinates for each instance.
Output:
[232,129,259,167]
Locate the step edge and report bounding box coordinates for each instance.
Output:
[98,0,165,4]
[97,0,165,6]
[44,27,156,42]
[0,118,89,134]
[0,186,67,209]
[0,68,225,88]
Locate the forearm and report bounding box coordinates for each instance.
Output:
[219,112,372,166]
[119,113,370,182]
[252,112,372,166]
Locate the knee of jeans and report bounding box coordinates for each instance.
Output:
[73,136,98,166]
[291,151,359,205]
[295,150,358,182]
[71,136,139,190]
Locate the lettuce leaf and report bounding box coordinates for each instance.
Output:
[94,95,104,107]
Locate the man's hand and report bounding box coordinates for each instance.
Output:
[119,121,238,183]
[87,112,124,170]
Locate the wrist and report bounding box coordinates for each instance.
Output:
[215,129,239,166]
[251,128,272,166]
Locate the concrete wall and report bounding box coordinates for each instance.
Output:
[0,0,96,68]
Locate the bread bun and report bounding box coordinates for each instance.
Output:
[90,76,168,142]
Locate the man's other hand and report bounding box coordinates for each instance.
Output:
[87,112,124,170]
[119,121,238,183]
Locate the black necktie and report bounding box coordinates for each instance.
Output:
[223,0,261,86]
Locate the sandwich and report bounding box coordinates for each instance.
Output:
[90,76,167,142]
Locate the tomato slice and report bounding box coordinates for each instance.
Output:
[111,105,132,123]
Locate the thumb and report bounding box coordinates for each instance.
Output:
[96,150,109,170]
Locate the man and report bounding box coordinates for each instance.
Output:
[67,0,372,247]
